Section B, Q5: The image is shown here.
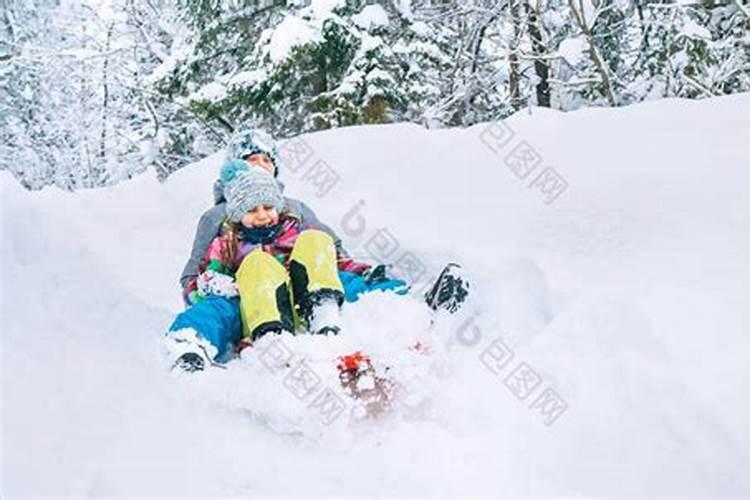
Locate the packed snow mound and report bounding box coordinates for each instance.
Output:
[3,93,750,497]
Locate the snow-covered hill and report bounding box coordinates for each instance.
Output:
[3,94,750,497]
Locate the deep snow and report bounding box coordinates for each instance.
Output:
[2,94,750,497]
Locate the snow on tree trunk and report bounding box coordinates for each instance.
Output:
[568,0,617,106]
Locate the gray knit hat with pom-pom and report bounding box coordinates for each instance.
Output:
[220,160,284,223]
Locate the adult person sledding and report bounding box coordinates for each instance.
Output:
[164,129,469,373]
[178,129,367,307]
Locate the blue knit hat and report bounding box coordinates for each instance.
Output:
[225,128,279,177]
[220,160,284,223]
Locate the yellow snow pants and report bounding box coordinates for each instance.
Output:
[234,230,344,340]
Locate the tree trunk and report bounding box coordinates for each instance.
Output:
[100,22,114,166]
[508,0,523,111]
[525,0,550,107]
[568,0,617,106]
[471,16,495,75]
[736,0,750,20]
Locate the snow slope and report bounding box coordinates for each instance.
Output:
[3,94,750,497]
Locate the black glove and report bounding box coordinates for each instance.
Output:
[363,263,389,284]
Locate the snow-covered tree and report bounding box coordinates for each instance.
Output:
[629,1,750,100]
[177,1,420,134]
[2,0,748,190]
[0,0,198,189]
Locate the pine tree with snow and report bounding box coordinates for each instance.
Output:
[628,1,750,100]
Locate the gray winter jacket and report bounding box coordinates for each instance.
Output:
[179,179,347,289]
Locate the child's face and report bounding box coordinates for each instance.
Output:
[241,205,279,228]
[244,154,275,176]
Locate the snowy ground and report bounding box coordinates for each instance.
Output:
[2,94,749,497]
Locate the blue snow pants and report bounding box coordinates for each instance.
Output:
[167,271,407,361]
[337,271,408,302]
[168,295,242,361]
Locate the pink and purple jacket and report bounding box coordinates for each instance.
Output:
[184,213,369,304]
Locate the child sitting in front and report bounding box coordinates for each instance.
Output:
[165,161,373,371]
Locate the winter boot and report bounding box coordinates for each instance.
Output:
[164,328,218,373]
[424,263,470,314]
[307,291,342,335]
[174,352,206,372]
[237,328,292,361]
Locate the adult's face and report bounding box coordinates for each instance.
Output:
[245,153,275,176]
